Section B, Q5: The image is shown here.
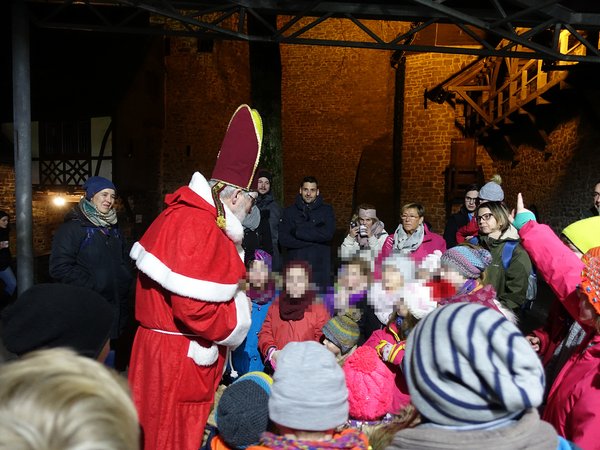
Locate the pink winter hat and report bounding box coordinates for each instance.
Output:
[343,346,395,420]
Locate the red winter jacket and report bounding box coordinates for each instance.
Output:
[258,298,330,356]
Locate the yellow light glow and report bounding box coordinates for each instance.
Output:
[53,196,66,207]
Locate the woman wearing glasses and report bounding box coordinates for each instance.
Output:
[476,201,532,317]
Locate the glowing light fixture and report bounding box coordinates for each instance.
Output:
[53,196,66,207]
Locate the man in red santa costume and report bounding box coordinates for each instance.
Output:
[128,105,262,450]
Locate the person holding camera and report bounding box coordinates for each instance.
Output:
[340,204,389,269]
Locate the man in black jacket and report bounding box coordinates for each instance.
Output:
[279,176,335,291]
[255,169,283,270]
[443,183,479,248]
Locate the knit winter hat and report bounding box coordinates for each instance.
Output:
[382,254,415,283]
[253,249,272,271]
[343,345,395,421]
[256,169,273,185]
[562,216,600,254]
[581,246,600,316]
[1,283,114,359]
[403,282,437,320]
[441,245,492,279]
[269,341,349,431]
[82,176,116,200]
[322,309,361,355]
[216,371,273,449]
[478,175,504,202]
[404,302,545,426]
[0,210,8,220]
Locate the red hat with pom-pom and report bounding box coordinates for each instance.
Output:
[343,345,395,421]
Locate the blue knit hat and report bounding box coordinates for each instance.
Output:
[82,176,116,200]
[404,302,545,426]
[440,245,492,279]
[216,372,273,449]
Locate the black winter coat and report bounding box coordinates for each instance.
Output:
[278,194,335,290]
[443,205,472,248]
[0,227,11,271]
[49,206,133,339]
[256,192,283,270]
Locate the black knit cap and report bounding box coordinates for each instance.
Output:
[256,169,273,184]
[216,372,272,449]
[1,283,114,359]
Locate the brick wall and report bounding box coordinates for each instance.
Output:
[402,53,495,233]
[161,37,251,196]
[280,19,398,231]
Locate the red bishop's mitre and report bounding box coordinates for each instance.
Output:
[211,104,263,191]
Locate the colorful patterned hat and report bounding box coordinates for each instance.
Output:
[581,246,600,315]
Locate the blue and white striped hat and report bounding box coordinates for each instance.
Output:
[403,302,545,426]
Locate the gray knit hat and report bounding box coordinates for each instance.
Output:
[478,180,504,202]
[403,302,545,426]
[269,341,349,431]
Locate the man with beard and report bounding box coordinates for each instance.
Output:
[127,105,262,450]
[279,176,335,291]
[255,169,283,270]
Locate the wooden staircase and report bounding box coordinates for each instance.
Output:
[427,29,588,155]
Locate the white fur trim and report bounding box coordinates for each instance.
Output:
[188,171,244,245]
[187,341,219,366]
[130,242,238,302]
[215,290,252,348]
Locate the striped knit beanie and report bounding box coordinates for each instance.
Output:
[216,371,273,449]
[403,302,545,426]
[581,246,600,315]
[440,245,492,279]
[322,309,361,355]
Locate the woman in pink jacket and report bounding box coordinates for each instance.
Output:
[513,193,600,449]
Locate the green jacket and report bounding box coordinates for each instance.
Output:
[480,226,532,312]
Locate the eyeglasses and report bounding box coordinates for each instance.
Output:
[401,214,420,220]
[245,192,257,207]
[594,192,600,198]
[477,212,494,223]
[465,196,478,203]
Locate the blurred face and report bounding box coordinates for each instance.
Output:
[248,260,269,287]
[464,190,479,212]
[323,338,341,357]
[401,207,423,234]
[0,216,8,229]
[286,266,309,298]
[382,267,405,292]
[257,177,271,195]
[339,263,368,293]
[91,189,116,214]
[477,207,501,237]
[441,266,468,289]
[594,183,600,209]
[300,182,319,204]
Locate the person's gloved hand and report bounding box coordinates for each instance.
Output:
[510,193,537,230]
[375,339,406,364]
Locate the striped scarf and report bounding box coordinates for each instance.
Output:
[78,198,117,227]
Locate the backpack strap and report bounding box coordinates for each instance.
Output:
[501,240,518,271]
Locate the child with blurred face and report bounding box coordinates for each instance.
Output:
[258,261,330,370]
[232,250,277,376]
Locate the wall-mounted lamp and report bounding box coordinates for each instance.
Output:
[52,196,66,207]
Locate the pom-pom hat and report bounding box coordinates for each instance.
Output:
[343,346,395,420]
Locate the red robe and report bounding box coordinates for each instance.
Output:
[128,172,251,450]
